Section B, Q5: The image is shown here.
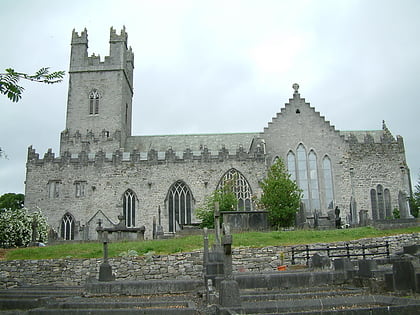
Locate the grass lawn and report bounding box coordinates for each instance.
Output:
[2,226,419,261]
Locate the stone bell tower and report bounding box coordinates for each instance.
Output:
[60,27,134,155]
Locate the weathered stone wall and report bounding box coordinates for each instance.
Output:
[25,156,267,240]
[1,233,417,288]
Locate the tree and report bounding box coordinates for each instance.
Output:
[0,193,24,211]
[0,207,48,247]
[259,158,302,229]
[409,172,420,218]
[195,180,238,228]
[0,67,65,102]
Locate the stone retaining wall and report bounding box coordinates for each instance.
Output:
[0,233,418,288]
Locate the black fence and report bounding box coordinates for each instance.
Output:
[290,241,390,265]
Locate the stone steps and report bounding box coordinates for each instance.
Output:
[0,286,200,314]
[221,284,420,314]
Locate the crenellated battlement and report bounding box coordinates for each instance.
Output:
[110,26,128,43]
[71,28,88,44]
[70,27,134,74]
[341,121,401,147]
[59,128,122,155]
[28,144,266,167]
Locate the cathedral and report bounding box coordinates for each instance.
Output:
[24,28,412,241]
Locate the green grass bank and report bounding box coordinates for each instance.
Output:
[3,226,419,261]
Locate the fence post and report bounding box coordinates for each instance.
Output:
[306,245,310,265]
[346,243,350,259]
[291,247,295,265]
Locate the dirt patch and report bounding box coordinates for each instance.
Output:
[0,248,9,260]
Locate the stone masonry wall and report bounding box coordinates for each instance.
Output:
[0,233,418,288]
[25,157,267,240]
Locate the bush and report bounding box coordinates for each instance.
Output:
[0,207,48,248]
[195,180,238,228]
[259,158,302,229]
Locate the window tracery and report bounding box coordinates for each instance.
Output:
[218,168,253,211]
[167,181,193,233]
[89,89,100,115]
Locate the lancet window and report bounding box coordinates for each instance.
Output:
[89,89,100,115]
[218,168,253,211]
[322,156,334,209]
[370,185,392,220]
[167,181,193,233]
[123,189,136,227]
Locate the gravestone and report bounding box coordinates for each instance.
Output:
[333,258,353,272]
[359,210,369,226]
[98,240,115,281]
[311,252,331,269]
[392,260,417,291]
[219,224,241,307]
[358,260,378,278]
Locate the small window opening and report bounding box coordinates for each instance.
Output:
[296,109,300,114]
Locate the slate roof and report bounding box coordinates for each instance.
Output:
[126,132,260,153]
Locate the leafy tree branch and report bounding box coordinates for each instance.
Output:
[0,67,65,102]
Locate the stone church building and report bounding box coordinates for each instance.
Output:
[24,28,412,241]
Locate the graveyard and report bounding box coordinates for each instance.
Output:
[0,214,419,314]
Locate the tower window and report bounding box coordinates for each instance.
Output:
[75,181,86,198]
[48,180,61,198]
[89,89,100,115]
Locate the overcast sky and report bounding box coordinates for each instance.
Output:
[1,0,419,195]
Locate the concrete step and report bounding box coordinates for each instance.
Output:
[241,287,365,301]
[228,294,420,314]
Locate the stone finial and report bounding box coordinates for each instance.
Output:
[292,83,300,94]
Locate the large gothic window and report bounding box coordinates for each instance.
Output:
[297,144,310,210]
[167,181,193,233]
[288,144,326,212]
[218,169,253,211]
[322,156,334,209]
[61,213,75,240]
[89,89,100,115]
[123,189,136,227]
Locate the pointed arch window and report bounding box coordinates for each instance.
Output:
[371,188,378,220]
[167,181,193,233]
[61,213,75,240]
[297,144,310,210]
[377,184,385,219]
[123,189,136,227]
[287,152,296,182]
[89,89,100,115]
[384,188,392,218]
[308,151,320,210]
[218,168,253,211]
[322,156,334,209]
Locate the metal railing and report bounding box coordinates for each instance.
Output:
[291,241,390,265]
